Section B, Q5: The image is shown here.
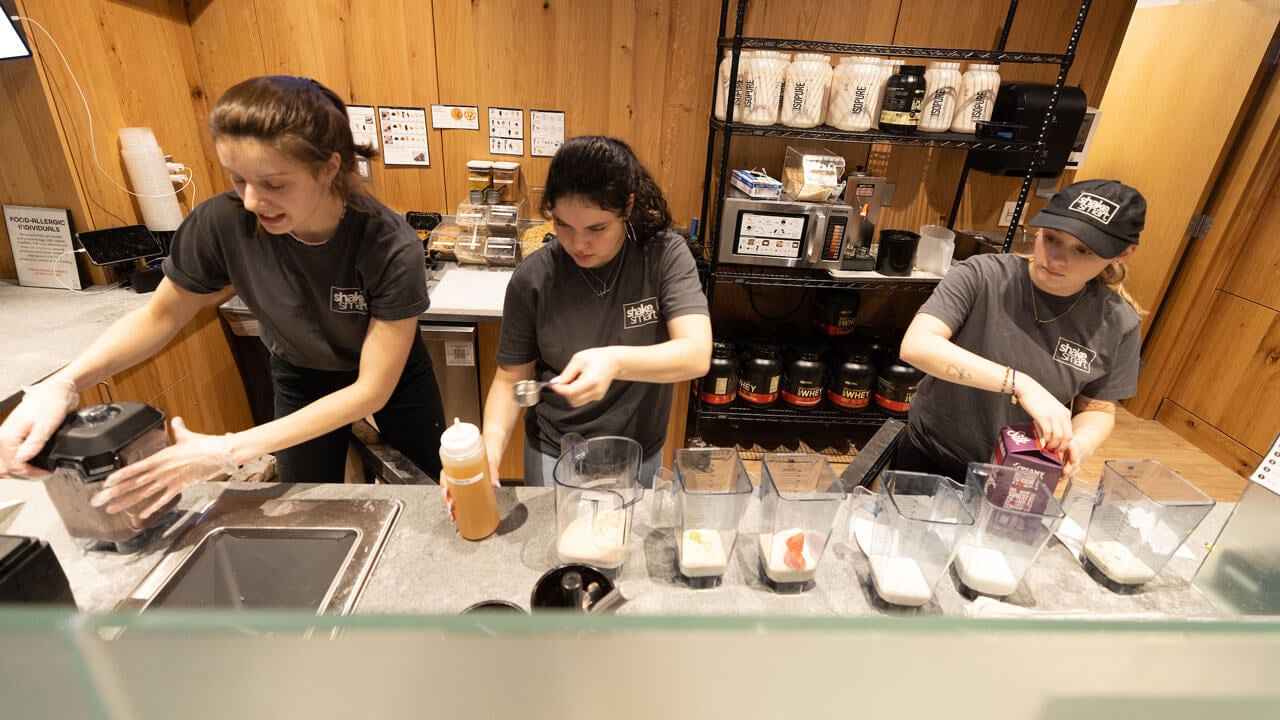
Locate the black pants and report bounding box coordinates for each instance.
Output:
[891,430,968,483]
[270,336,445,484]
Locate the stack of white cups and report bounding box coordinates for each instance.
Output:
[119,127,183,231]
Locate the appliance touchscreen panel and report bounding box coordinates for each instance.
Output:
[77,225,166,265]
[732,210,809,260]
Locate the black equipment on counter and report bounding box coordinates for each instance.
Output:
[969,83,1088,178]
[0,535,75,605]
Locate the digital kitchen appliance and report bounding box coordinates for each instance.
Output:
[718,192,853,270]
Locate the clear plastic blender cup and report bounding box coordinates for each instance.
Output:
[954,463,1065,598]
[552,436,643,574]
[850,470,974,607]
[1061,459,1213,590]
[652,447,753,588]
[756,453,847,593]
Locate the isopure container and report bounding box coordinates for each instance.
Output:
[919,61,962,132]
[827,56,883,131]
[780,53,833,129]
[951,64,1001,133]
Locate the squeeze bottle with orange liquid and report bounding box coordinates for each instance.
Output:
[439,418,500,540]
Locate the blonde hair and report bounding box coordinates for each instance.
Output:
[1098,261,1146,316]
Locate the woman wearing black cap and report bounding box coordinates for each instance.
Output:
[896,178,1146,480]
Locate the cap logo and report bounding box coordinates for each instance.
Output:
[1067,192,1118,226]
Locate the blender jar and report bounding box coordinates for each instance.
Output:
[652,447,753,588]
[756,453,846,593]
[36,402,174,547]
[552,436,643,574]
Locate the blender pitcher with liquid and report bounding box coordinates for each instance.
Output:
[849,470,974,607]
[651,447,753,588]
[954,463,1065,598]
[757,453,847,593]
[34,402,177,551]
[1060,459,1213,591]
[552,435,643,574]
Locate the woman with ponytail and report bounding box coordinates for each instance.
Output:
[482,136,711,486]
[897,179,1147,479]
[2,76,446,512]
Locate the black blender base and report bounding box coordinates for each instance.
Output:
[757,558,815,594]
[679,571,723,589]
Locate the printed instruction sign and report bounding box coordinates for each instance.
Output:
[431,104,480,130]
[488,106,524,156]
[378,105,431,166]
[531,109,566,157]
[347,104,380,152]
[3,205,79,290]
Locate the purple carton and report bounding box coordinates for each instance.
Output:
[989,424,1064,513]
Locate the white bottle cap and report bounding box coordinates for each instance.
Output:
[440,418,482,462]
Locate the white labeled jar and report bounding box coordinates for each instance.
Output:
[780,53,832,128]
[951,63,1001,133]
[714,49,751,121]
[827,55,883,132]
[739,50,788,126]
[918,61,962,132]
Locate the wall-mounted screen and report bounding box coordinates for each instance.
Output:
[1,14,32,61]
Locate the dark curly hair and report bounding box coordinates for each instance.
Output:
[540,136,672,243]
[210,76,376,201]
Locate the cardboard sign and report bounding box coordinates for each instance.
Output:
[3,205,80,290]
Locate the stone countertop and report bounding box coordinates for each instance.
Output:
[0,478,1229,619]
[0,280,151,411]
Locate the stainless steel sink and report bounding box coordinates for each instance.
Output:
[115,495,400,614]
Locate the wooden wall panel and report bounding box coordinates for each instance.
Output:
[1223,178,1280,312]
[1168,290,1280,456]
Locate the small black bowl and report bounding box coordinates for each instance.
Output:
[461,600,527,614]
[530,564,615,612]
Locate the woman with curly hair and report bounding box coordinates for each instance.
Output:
[482,136,711,487]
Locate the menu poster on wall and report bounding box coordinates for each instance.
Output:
[3,205,80,290]
[378,106,430,166]
[431,104,480,130]
[347,104,379,153]
[530,109,566,157]
[488,106,524,156]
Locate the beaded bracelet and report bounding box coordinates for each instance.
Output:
[1010,369,1019,405]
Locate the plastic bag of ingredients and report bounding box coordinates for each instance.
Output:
[782,147,846,202]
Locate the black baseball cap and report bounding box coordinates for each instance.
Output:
[1029,179,1146,259]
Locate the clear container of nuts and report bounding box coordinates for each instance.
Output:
[453,203,489,265]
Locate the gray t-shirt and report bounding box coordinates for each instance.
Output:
[497,230,709,456]
[908,253,1141,469]
[163,192,428,371]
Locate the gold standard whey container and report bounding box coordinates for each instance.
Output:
[35,402,175,548]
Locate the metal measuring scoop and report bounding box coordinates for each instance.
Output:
[513,379,556,407]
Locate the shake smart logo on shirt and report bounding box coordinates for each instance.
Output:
[623,297,660,329]
[1053,337,1096,374]
[330,287,368,314]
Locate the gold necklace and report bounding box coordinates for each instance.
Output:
[287,203,347,246]
[1029,279,1085,325]
[577,238,627,298]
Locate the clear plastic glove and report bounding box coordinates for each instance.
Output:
[90,417,237,519]
[0,377,78,478]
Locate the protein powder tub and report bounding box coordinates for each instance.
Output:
[879,64,926,134]
[700,340,739,406]
[827,349,876,412]
[813,289,860,337]
[781,348,826,410]
[738,343,782,407]
[873,357,924,417]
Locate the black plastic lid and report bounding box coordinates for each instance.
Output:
[33,402,165,478]
[0,535,39,575]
